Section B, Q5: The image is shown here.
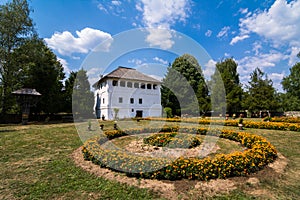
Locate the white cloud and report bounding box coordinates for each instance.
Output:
[239,8,248,14]
[203,59,217,78]
[153,57,168,65]
[45,27,113,56]
[57,57,71,76]
[205,30,212,37]
[140,0,189,28]
[136,0,190,49]
[237,51,287,75]
[252,41,262,55]
[192,24,201,30]
[145,28,175,50]
[217,26,230,38]
[128,58,143,66]
[288,46,300,66]
[235,0,300,47]
[269,72,286,92]
[87,67,105,86]
[111,1,121,6]
[230,34,249,45]
[224,53,230,57]
[97,3,108,13]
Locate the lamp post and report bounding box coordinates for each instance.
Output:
[12,88,41,125]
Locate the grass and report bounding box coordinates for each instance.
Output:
[0,123,162,200]
[1,120,299,199]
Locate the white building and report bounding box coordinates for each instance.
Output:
[93,66,162,120]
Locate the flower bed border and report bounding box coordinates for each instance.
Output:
[143,117,300,132]
[82,127,277,181]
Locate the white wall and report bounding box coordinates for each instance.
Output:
[95,78,162,120]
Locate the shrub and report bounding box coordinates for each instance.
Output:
[163,107,173,118]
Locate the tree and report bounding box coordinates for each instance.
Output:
[211,58,243,114]
[11,37,65,114]
[0,0,34,115]
[242,68,280,113]
[281,62,300,110]
[63,71,77,113]
[161,54,209,116]
[72,69,94,118]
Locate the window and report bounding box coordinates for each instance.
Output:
[103,98,105,104]
[127,82,132,88]
[119,97,123,103]
[112,80,118,86]
[134,82,139,88]
[101,81,106,89]
[130,98,134,104]
[120,81,125,87]
[141,83,145,89]
[153,84,157,90]
[131,109,134,112]
[147,83,152,89]
[139,98,142,104]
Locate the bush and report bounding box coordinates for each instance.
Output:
[163,107,173,118]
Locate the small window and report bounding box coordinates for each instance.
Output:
[134,82,139,88]
[141,83,145,89]
[103,98,105,104]
[131,109,134,112]
[139,98,142,104]
[119,97,123,103]
[112,80,118,86]
[127,82,132,88]
[147,83,152,89]
[153,84,157,90]
[130,98,134,104]
[120,81,125,87]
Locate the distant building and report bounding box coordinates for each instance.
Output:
[93,66,162,120]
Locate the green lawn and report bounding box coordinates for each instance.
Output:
[0,121,299,199]
[0,123,162,200]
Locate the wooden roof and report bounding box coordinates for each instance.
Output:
[95,66,161,87]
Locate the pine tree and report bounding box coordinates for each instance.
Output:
[72,69,94,119]
[242,68,280,113]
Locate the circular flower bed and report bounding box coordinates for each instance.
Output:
[143,132,202,148]
[82,126,277,181]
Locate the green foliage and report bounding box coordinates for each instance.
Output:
[72,69,94,118]
[12,37,65,114]
[163,107,173,118]
[281,62,300,110]
[242,68,280,113]
[161,54,209,116]
[211,58,243,113]
[0,0,35,115]
[63,71,77,113]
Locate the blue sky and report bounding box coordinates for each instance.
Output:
[2,0,300,91]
